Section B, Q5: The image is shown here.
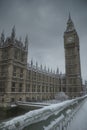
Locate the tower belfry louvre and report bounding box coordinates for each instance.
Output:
[0,15,83,107]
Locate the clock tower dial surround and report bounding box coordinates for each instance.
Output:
[67,36,74,43]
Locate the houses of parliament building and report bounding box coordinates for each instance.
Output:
[0,15,83,107]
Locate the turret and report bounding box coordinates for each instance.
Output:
[36,61,38,69]
[56,67,59,74]
[31,59,33,67]
[0,31,5,47]
[11,26,16,42]
[48,67,50,73]
[40,64,42,70]
[51,68,52,73]
[25,35,28,51]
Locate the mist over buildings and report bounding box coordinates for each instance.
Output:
[0,0,87,81]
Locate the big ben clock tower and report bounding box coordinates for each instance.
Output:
[64,14,82,98]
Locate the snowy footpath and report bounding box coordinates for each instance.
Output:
[67,100,87,130]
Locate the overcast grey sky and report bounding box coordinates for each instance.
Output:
[0,0,87,82]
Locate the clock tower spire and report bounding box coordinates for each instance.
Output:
[64,15,82,98]
[66,13,75,32]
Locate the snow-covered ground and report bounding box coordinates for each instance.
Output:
[67,99,87,130]
[0,96,87,130]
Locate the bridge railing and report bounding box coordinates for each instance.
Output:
[0,95,87,130]
[44,96,87,130]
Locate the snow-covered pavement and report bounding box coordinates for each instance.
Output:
[67,100,87,130]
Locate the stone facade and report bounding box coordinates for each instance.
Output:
[0,16,83,107]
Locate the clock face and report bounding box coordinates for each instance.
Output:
[67,36,74,43]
